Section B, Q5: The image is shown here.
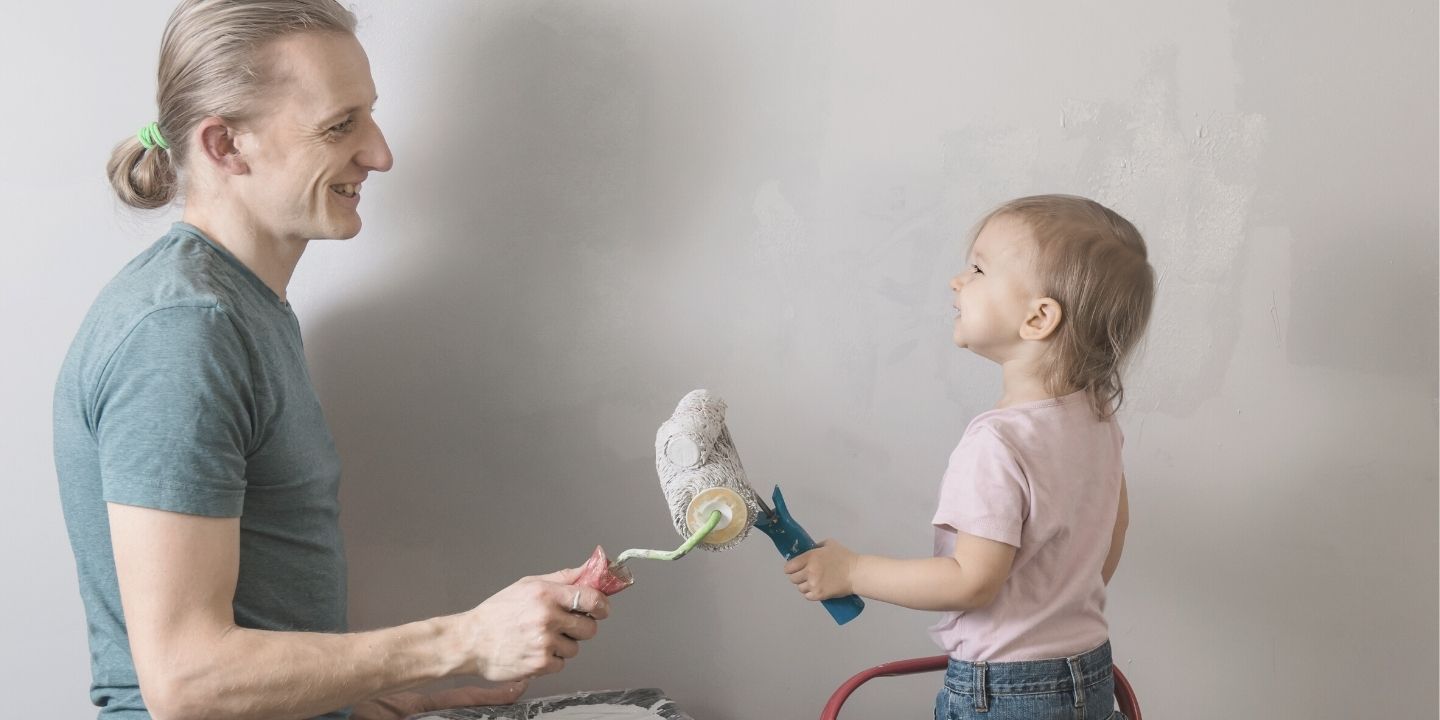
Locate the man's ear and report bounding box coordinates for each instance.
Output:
[194,117,249,175]
[1020,296,1063,340]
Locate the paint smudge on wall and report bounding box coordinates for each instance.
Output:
[1060,98,1101,131]
[752,180,807,294]
[747,50,1266,422]
[1082,55,1268,418]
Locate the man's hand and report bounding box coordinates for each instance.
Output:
[783,539,858,601]
[108,501,615,719]
[352,682,527,720]
[457,567,611,682]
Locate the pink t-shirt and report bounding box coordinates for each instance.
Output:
[929,391,1123,662]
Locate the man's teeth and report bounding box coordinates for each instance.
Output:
[331,183,360,197]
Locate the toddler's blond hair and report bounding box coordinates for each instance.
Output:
[976,195,1156,418]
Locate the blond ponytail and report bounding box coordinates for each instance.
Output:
[107,132,179,210]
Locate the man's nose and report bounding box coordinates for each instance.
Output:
[358,120,394,172]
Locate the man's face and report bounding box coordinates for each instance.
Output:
[233,32,393,242]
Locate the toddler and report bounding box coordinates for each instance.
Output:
[786,194,1155,720]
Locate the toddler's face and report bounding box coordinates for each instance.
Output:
[949,215,1043,361]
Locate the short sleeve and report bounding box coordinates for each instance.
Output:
[931,426,1029,548]
[92,306,253,517]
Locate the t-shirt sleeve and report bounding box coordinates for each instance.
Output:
[92,306,253,517]
[931,425,1029,548]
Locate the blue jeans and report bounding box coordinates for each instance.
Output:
[934,641,1123,720]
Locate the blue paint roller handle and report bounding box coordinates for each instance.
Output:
[754,486,865,626]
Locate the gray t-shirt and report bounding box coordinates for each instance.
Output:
[54,223,348,719]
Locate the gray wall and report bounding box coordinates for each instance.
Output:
[2,2,1435,718]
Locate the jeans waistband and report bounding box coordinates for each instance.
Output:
[943,641,1112,711]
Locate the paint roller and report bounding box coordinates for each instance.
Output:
[573,389,865,626]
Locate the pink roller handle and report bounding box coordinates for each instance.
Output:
[572,545,634,596]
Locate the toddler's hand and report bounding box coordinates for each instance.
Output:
[783,539,856,601]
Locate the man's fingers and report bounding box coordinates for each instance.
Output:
[546,582,610,619]
[559,612,599,642]
[551,634,581,660]
[540,654,565,676]
[577,586,610,619]
[424,682,527,710]
[534,566,583,585]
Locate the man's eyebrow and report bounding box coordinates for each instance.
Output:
[322,95,379,122]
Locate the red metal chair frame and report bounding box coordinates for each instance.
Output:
[821,654,1141,720]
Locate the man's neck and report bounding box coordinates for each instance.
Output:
[181,203,308,302]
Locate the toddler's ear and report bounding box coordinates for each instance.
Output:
[1020,297,1063,341]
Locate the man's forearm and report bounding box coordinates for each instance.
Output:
[153,613,466,720]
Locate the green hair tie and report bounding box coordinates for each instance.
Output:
[137,121,169,151]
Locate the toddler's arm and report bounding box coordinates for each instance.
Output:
[1101,474,1129,585]
[784,534,1016,613]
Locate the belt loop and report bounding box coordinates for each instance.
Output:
[1066,655,1085,709]
[973,661,989,712]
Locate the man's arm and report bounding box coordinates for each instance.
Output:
[109,503,608,720]
[1101,475,1129,585]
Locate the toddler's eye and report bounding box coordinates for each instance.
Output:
[971,264,984,275]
